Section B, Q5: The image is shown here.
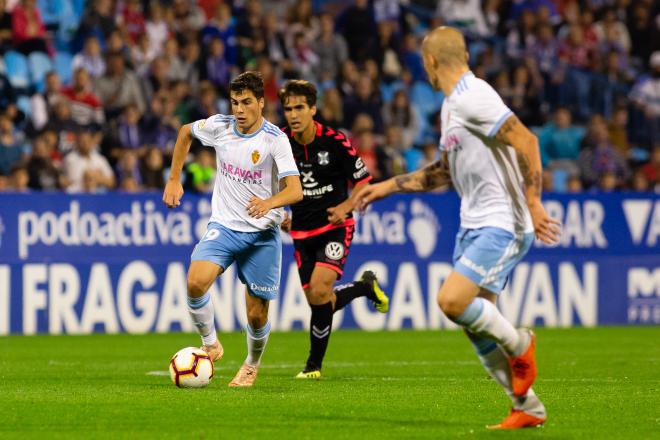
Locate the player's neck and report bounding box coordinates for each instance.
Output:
[440,66,470,96]
[294,121,316,145]
[237,116,264,135]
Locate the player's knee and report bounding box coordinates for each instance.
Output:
[307,282,333,305]
[246,307,267,329]
[437,293,466,319]
[187,274,210,297]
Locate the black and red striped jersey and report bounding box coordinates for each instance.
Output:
[281,121,372,234]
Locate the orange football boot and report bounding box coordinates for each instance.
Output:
[202,341,224,362]
[508,330,537,396]
[487,409,546,430]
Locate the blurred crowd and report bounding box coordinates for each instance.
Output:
[0,0,658,194]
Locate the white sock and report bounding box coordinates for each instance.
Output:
[245,321,271,366]
[480,344,546,417]
[187,292,217,346]
[454,297,525,356]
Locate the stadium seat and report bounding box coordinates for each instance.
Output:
[28,52,53,93]
[4,51,30,89]
[54,52,74,85]
[38,0,62,27]
[552,169,568,193]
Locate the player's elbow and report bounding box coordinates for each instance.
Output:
[179,123,193,140]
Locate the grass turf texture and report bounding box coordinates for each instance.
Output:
[1,327,659,439]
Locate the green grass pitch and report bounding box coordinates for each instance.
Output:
[1,327,659,439]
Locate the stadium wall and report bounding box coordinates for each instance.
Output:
[0,192,658,335]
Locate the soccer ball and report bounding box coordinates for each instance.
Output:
[169,347,214,388]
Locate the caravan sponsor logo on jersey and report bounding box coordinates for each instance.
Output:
[219,160,263,184]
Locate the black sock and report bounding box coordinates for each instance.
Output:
[333,281,373,311]
[306,302,333,371]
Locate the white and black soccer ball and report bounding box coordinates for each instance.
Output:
[169,347,214,388]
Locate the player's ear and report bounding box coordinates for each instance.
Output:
[310,105,317,117]
[258,97,265,111]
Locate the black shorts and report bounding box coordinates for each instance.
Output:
[292,224,355,288]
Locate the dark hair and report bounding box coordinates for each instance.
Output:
[278,80,317,107]
[229,71,264,99]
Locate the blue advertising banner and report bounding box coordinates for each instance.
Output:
[0,192,658,335]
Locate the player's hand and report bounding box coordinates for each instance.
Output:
[356,181,394,212]
[163,179,184,208]
[327,203,350,225]
[281,212,292,232]
[247,196,273,219]
[528,200,561,244]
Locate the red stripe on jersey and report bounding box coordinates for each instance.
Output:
[315,121,323,137]
[290,218,356,240]
[355,175,373,185]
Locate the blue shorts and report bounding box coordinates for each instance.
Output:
[191,222,282,300]
[452,227,534,294]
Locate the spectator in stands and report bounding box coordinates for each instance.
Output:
[235,0,263,68]
[285,0,319,49]
[11,0,51,55]
[61,68,105,127]
[640,146,659,189]
[558,24,596,120]
[374,20,401,81]
[316,87,343,128]
[289,31,319,82]
[30,71,64,130]
[627,3,657,67]
[171,0,206,36]
[0,73,17,113]
[436,0,489,37]
[578,119,630,188]
[631,169,650,192]
[401,33,425,82]
[509,63,544,126]
[312,13,349,83]
[506,9,537,60]
[354,129,384,181]
[10,165,29,191]
[76,0,116,49]
[112,103,145,155]
[380,125,406,177]
[94,51,146,117]
[261,11,288,68]
[539,107,585,166]
[45,100,80,154]
[72,36,106,79]
[116,149,142,188]
[141,91,179,155]
[343,74,383,133]
[338,59,359,97]
[131,33,157,76]
[184,148,215,193]
[0,113,25,176]
[140,146,164,190]
[180,40,202,95]
[530,23,559,78]
[594,7,631,55]
[630,52,660,149]
[382,89,420,148]
[566,174,583,193]
[163,36,186,82]
[120,0,145,44]
[0,0,13,54]
[338,0,377,64]
[145,1,169,58]
[64,127,114,192]
[26,134,63,190]
[608,106,632,159]
[205,36,231,92]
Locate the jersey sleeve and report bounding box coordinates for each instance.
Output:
[191,114,232,147]
[336,133,371,184]
[459,82,513,138]
[271,135,300,179]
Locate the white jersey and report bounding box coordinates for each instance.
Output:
[191,114,299,232]
[439,72,534,234]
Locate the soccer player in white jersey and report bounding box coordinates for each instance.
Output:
[163,71,303,387]
[358,27,561,429]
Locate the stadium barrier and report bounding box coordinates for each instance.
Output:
[0,192,658,335]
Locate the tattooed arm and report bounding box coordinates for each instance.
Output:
[393,152,451,192]
[495,114,560,244]
[495,115,542,203]
[357,152,450,209]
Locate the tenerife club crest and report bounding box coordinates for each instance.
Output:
[317,151,329,165]
[251,150,260,164]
